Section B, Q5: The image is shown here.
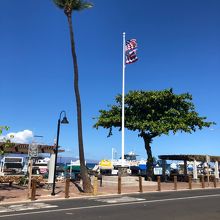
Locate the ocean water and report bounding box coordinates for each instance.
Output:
[87,163,97,169]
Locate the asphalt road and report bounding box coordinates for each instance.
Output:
[1,189,220,220]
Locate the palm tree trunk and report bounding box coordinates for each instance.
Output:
[142,134,154,180]
[66,13,93,193]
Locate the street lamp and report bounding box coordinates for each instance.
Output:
[51,111,69,196]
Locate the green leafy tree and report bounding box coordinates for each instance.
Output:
[0,126,7,135]
[0,126,10,155]
[53,0,93,192]
[94,89,215,179]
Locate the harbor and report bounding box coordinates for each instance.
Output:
[1,140,220,204]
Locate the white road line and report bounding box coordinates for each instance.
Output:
[0,209,10,213]
[0,203,58,214]
[1,193,220,218]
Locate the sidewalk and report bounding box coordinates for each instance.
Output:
[0,176,218,205]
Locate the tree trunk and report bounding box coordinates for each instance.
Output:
[142,134,154,180]
[66,13,93,193]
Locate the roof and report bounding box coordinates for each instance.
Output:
[0,142,64,154]
[158,154,220,162]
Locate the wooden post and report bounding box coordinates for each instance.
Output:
[162,160,166,181]
[174,176,177,190]
[207,169,210,187]
[93,176,98,196]
[118,176,122,194]
[27,159,33,199]
[139,176,143,193]
[184,160,187,176]
[213,178,217,188]
[99,175,103,187]
[201,175,205,188]
[31,179,36,201]
[65,178,70,198]
[157,176,161,191]
[188,176,192,189]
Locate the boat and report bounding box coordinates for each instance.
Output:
[112,151,139,174]
[67,159,80,172]
[98,150,147,176]
[0,156,24,175]
[98,159,113,175]
[33,157,50,174]
[66,159,87,179]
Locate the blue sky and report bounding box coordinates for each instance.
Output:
[0,0,220,161]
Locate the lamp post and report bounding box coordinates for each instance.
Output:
[51,111,69,196]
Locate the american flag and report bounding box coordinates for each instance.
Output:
[125,39,137,51]
[125,38,138,64]
[126,49,138,64]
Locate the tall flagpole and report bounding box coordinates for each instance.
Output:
[121,32,126,166]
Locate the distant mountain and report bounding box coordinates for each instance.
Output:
[57,156,99,164]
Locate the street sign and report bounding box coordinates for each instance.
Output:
[28,143,38,158]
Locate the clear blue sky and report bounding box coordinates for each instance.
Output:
[0,0,220,161]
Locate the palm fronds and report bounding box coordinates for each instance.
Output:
[53,0,93,11]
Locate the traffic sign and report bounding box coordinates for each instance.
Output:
[28,143,38,158]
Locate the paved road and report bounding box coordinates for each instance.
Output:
[1,189,220,219]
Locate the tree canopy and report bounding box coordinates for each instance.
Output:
[0,126,10,155]
[94,89,214,137]
[53,0,92,14]
[94,89,215,178]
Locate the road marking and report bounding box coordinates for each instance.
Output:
[1,193,220,218]
[0,208,10,213]
[96,196,145,203]
[0,203,58,213]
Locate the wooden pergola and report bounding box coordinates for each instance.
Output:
[158,154,220,163]
[158,154,220,180]
[0,142,64,154]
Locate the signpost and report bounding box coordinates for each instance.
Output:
[27,143,39,198]
[28,143,38,158]
[206,155,210,187]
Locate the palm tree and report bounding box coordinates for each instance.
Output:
[53,0,93,193]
